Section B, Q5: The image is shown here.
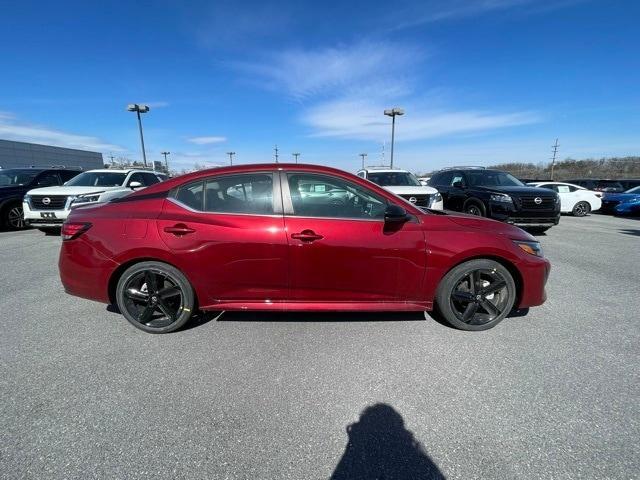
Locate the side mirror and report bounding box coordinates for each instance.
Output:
[384,204,408,223]
[452,181,465,189]
[129,181,143,189]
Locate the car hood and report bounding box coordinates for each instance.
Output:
[443,211,535,241]
[0,185,26,196]
[26,186,126,196]
[475,185,556,196]
[603,192,640,202]
[383,185,438,195]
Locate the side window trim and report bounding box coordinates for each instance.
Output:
[171,171,282,216]
[280,170,388,221]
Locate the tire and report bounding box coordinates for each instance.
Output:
[2,202,26,230]
[435,259,517,331]
[463,200,485,217]
[116,261,195,333]
[572,201,590,217]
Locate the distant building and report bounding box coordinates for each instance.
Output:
[0,139,103,170]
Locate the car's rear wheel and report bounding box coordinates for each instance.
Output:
[572,201,590,217]
[3,203,25,229]
[435,259,516,331]
[116,261,195,333]
[464,201,485,217]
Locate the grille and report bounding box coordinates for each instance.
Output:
[398,194,432,207]
[30,195,68,210]
[519,196,555,210]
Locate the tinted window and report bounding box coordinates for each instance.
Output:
[287,173,386,220]
[204,174,273,214]
[367,171,421,186]
[66,171,127,187]
[540,184,558,192]
[174,181,204,210]
[465,170,524,187]
[59,170,82,182]
[36,173,60,187]
[127,172,146,186]
[626,186,640,194]
[0,169,39,186]
[556,185,571,193]
[357,172,365,178]
[450,174,464,186]
[432,172,453,186]
[141,172,160,185]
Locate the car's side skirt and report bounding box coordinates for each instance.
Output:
[200,300,432,312]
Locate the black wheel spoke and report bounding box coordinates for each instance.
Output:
[145,271,158,293]
[452,291,475,303]
[138,304,156,324]
[156,299,175,321]
[481,280,506,296]
[158,286,181,299]
[125,288,148,302]
[462,302,479,322]
[480,299,500,317]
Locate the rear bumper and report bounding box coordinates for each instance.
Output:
[59,238,118,304]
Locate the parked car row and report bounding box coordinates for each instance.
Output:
[0,167,168,231]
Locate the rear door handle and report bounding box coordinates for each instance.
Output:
[163,224,196,236]
[291,229,323,242]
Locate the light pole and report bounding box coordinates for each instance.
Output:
[292,152,300,163]
[226,151,236,165]
[161,151,170,172]
[383,107,404,168]
[274,145,279,163]
[359,153,367,169]
[127,104,150,167]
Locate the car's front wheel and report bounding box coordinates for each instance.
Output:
[116,261,195,333]
[2,203,25,229]
[435,259,517,331]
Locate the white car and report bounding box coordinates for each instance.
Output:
[418,176,431,186]
[356,167,444,210]
[23,169,166,231]
[527,181,601,216]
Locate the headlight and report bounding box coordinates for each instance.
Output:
[428,192,442,207]
[71,194,101,205]
[490,194,513,203]
[23,194,31,203]
[513,240,543,257]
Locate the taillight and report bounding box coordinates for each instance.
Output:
[61,222,92,240]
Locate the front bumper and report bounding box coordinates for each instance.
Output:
[517,257,551,308]
[23,201,70,228]
[488,202,560,227]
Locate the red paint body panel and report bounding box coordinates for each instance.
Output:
[59,163,550,314]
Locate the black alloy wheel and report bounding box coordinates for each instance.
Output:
[116,261,195,333]
[435,259,516,331]
[464,203,484,217]
[6,204,25,229]
[572,201,590,217]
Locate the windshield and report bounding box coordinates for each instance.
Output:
[625,186,640,194]
[66,171,127,187]
[466,171,525,187]
[0,170,38,186]
[367,172,421,186]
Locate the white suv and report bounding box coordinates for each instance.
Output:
[23,169,166,231]
[356,167,444,210]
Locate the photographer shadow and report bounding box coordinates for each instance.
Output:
[331,403,445,480]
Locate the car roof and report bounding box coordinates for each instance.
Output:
[360,167,411,173]
[82,168,155,174]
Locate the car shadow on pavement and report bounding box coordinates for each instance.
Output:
[619,228,640,236]
[426,306,529,329]
[330,403,445,480]
[217,311,427,323]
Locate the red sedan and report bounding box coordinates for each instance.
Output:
[59,163,550,333]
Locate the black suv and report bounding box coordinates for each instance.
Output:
[428,168,560,232]
[0,167,82,229]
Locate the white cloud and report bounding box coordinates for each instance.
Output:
[142,101,170,108]
[234,41,422,100]
[303,98,540,141]
[187,136,227,145]
[0,113,124,152]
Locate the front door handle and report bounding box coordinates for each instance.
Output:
[291,229,323,242]
[163,224,195,236]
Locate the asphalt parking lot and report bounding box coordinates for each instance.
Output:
[1,214,638,479]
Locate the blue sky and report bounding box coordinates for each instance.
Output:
[0,0,638,172]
